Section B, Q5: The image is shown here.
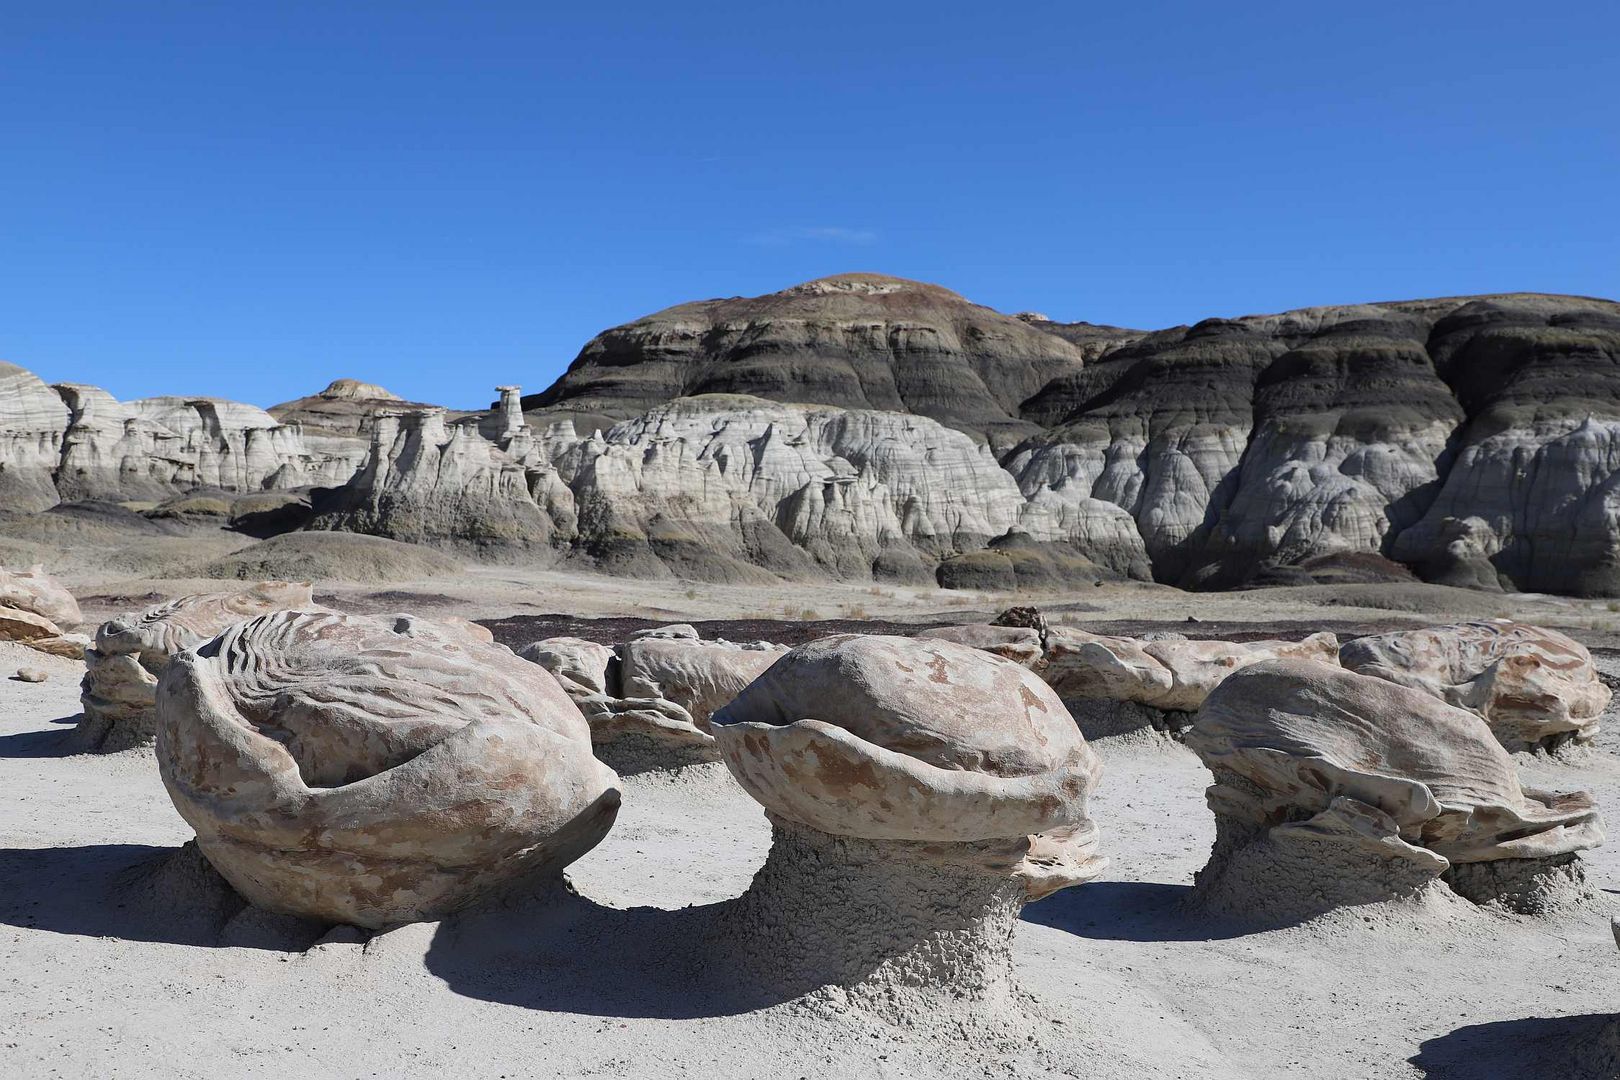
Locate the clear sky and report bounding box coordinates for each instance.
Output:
[2,3,1615,408]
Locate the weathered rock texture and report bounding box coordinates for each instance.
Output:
[0,563,85,658]
[1338,619,1611,752]
[306,408,567,555]
[1185,659,1603,920]
[78,581,315,751]
[708,634,1105,1016]
[1008,293,1620,591]
[1041,627,1341,713]
[519,629,786,773]
[923,617,1340,740]
[267,377,441,484]
[156,610,620,928]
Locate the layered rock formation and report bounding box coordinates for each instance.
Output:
[306,407,570,555]
[0,363,367,512]
[1390,299,1620,594]
[513,279,1620,591]
[1010,293,1620,590]
[0,363,72,513]
[267,377,442,483]
[527,273,1091,449]
[7,278,1620,595]
[546,395,1148,582]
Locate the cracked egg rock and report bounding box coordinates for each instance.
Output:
[711,633,1106,899]
[1186,658,1603,918]
[155,610,620,928]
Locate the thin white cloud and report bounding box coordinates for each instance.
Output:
[744,225,879,246]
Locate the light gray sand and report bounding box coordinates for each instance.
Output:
[2,626,1617,1080]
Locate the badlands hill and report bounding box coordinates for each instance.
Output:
[525,273,1099,447]
[4,275,1619,595]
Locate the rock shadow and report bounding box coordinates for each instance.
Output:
[1411,1013,1617,1080]
[0,720,83,757]
[424,890,812,1020]
[0,843,329,951]
[1021,880,1256,942]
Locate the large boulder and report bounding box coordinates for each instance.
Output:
[156,610,620,927]
[1338,620,1611,752]
[0,564,85,658]
[1185,659,1603,920]
[1040,627,1341,739]
[519,630,787,774]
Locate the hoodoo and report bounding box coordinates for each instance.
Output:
[709,634,1105,1019]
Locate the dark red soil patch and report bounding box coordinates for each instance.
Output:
[475,612,1404,650]
[476,613,958,650]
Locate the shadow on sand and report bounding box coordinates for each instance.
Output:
[1022,879,1256,942]
[0,843,327,951]
[1410,1013,1616,1079]
[424,891,826,1020]
[0,716,85,757]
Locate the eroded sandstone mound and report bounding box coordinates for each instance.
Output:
[199,531,463,583]
[1338,619,1611,753]
[520,627,786,773]
[1185,659,1603,920]
[156,610,620,927]
[709,635,1105,1017]
[78,581,316,751]
[1041,627,1341,739]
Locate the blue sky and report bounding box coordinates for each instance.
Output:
[2,2,1615,408]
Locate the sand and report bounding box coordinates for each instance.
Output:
[4,566,1620,1079]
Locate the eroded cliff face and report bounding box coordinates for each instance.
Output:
[0,364,359,510]
[313,393,1148,582]
[1009,293,1620,592]
[306,409,567,556]
[0,363,71,513]
[1392,299,1620,594]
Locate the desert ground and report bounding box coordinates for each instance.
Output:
[3,545,1619,1080]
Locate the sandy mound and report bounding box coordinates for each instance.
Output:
[1265,581,1507,617]
[198,532,463,583]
